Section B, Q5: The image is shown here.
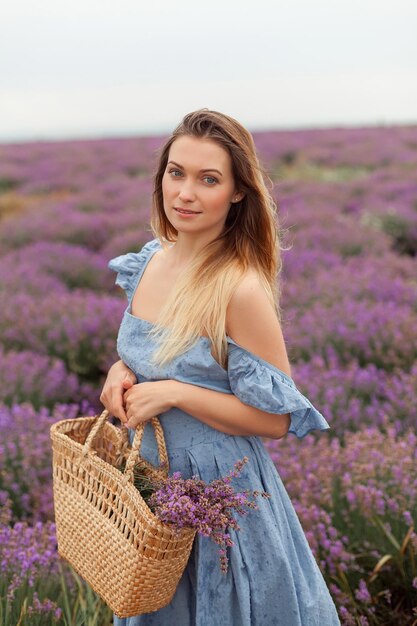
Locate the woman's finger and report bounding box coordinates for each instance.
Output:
[111,396,128,423]
[100,388,128,423]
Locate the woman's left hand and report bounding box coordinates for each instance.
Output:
[123,380,179,429]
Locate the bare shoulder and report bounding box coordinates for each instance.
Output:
[226,270,292,377]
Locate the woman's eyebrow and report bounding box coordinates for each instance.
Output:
[167,160,223,177]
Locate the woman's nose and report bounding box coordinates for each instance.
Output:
[178,181,196,202]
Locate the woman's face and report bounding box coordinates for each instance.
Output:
[162,135,244,237]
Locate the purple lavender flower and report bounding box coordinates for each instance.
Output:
[145,457,270,574]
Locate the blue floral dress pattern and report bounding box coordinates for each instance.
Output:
[108,238,341,626]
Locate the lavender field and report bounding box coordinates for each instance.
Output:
[1,125,417,625]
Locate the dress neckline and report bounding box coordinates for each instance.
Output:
[126,309,295,383]
[125,308,213,344]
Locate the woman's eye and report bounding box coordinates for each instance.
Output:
[203,176,218,185]
[168,169,217,185]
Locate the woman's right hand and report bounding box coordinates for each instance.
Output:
[100,360,137,424]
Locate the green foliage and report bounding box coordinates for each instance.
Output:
[0,561,113,626]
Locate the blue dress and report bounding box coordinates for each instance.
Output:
[108,238,341,626]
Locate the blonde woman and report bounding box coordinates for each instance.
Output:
[101,109,341,625]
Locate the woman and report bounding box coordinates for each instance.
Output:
[101,109,341,625]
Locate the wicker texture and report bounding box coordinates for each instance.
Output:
[50,409,196,617]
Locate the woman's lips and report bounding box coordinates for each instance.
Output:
[174,207,202,216]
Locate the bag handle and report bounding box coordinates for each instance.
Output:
[81,409,169,481]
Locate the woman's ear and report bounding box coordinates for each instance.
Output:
[232,191,245,203]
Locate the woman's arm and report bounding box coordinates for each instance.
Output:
[172,271,292,440]
[172,382,290,439]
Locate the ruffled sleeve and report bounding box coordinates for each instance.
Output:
[107,238,161,302]
[226,337,331,439]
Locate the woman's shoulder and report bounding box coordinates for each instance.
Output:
[227,268,270,316]
[232,267,263,293]
[226,268,291,376]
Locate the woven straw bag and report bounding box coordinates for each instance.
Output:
[50,408,196,617]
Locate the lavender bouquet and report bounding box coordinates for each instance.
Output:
[118,456,270,573]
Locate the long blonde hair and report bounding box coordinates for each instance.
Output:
[147,108,288,369]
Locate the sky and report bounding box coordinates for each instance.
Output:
[1,0,417,143]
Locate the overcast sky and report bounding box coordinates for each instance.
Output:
[1,0,417,142]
